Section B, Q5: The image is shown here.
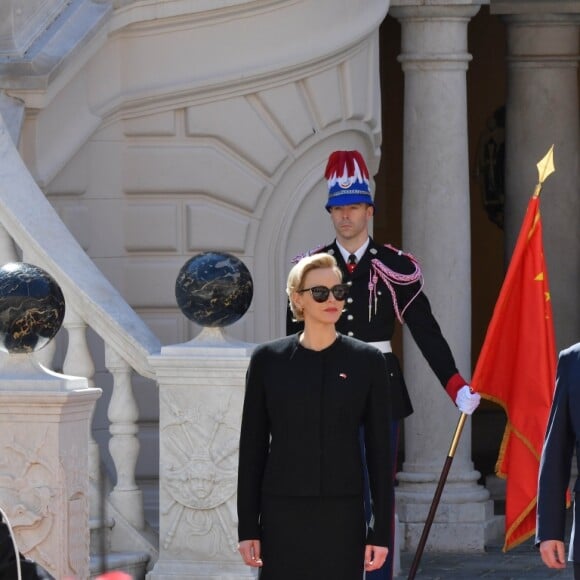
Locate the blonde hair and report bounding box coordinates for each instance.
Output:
[286,253,342,321]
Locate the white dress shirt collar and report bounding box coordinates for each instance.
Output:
[336,238,370,264]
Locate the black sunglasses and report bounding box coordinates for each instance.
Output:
[298,284,350,303]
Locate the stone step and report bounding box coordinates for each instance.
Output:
[90,515,152,579]
[90,550,150,579]
[90,516,114,554]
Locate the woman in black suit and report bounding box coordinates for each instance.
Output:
[537,343,580,578]
[237,252,393,579]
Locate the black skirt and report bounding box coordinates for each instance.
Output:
[259,494,366,580]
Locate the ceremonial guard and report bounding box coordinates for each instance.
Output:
[287,150,481,580]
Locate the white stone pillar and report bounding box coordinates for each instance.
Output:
[497,9,580,350]
[148,328,255,580]
[0,354,101,580]
[390,3,500,551]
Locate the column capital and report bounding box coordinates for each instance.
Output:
[501,12,580,69]
[498,11,580,26]
[390,3,481,71]
[491,0,580,16]
[390,3,481,20]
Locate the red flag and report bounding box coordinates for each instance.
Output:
[471,194,556,551]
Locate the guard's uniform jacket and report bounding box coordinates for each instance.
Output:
[287,238,462,419]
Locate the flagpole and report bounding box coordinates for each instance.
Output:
[406,412,467,580]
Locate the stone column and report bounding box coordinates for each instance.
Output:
[148,328,255,580]
[0,354,101,580]
[390,3,501,551]
[496,8,580,351]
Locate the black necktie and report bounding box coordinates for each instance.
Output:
[347,254,357,274]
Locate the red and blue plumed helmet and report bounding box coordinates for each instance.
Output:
[324,150,373,211]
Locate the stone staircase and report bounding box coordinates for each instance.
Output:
[88,479,158,579]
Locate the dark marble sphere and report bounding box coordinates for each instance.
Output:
[0,262,65,353]
[175,252,253,327]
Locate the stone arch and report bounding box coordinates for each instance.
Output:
[252,127,379,343]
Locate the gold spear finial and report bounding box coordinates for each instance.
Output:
[533,145,555,198]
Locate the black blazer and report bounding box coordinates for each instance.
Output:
[536,343,580,560]
[237,333,393,546]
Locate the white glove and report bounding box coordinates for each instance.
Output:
[455,385,481,415]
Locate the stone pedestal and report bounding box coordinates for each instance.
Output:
[396,466,502,552]
[0,354,101,579]
[148,328,256,579]
[390,3,501,551]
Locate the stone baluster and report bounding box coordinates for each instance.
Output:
[105,344,145,530]
[62,303,102,516]
[62,306,95,385]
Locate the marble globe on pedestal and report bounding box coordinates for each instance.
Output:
[175,252,253,328]
[0,262,65,353]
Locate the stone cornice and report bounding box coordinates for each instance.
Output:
[390,0,484,7]
[0,0,112,90]
[109,0,288,34]
[389,4,482,17]
[6,0,388,110]
[91,37,381,131]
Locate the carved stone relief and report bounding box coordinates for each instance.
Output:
[0,420,89,578]
[0,429,57,571]
[160,389,242,560]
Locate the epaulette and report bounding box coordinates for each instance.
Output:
[290,244,326,264]
[383,243,420,263]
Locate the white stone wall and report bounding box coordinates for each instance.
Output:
[15,0,389,347]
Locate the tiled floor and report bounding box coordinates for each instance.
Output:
[399,536,574,579]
